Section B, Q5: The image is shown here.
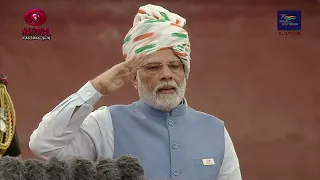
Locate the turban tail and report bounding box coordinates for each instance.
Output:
[122,4,191,78]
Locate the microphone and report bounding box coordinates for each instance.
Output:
[23,158,49,180]
[0,154,146,179]
[96,158,121,180]
[0,156,25,180]
[69,158,99,180]
[116,154,145,180]
[45,157,72,180]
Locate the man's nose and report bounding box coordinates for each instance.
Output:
[159,65,173,80]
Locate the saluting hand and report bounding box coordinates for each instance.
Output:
[90,53,146,95]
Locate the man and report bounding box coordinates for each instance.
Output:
[0,73,22,160]
[29,4,242,180]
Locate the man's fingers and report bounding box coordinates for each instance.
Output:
[115,52,147,81]
[126,53,147,72]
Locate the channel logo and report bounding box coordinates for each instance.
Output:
[21,8,51,41]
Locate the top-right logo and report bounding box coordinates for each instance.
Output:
[277,10,301,31]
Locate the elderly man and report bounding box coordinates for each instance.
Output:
[29,4,242,180]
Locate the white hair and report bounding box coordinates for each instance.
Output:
[137,75,187,112]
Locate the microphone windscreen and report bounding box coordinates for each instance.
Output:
[116,154,145,180]
[0,156,26,180]
[96,158,121,180]
[23,158,49,180]
[69,158,99,180]
[46,157,72,180]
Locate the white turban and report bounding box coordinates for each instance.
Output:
[122,4,191,78]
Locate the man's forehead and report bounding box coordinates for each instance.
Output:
[145,55,180,63]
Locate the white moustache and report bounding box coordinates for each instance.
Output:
[155,82,178,92]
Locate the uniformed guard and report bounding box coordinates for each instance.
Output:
[0,73,22,159]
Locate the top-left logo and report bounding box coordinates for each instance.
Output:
[22,8,51,41]
[24,8,47,26]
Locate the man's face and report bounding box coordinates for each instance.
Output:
[132,49,187,112]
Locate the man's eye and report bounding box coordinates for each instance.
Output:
[169,62,181,68]
[169,65,179,69]
[146,65,160,70]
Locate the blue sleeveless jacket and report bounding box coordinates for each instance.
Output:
[109,100,225,180]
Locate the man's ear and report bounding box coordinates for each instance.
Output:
[130,73,138,89]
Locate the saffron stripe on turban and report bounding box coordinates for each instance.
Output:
[122,4,191,78]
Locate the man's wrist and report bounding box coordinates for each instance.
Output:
[77,81,103,105]
[90,79,103,95]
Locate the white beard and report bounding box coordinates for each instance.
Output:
[137,75,187,112]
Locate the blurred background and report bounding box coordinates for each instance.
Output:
[1,0,320,179]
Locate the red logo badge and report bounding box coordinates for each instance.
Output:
[24,8,47,26]
[22,8,51,41]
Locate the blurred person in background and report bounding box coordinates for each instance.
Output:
[29,4,242,180]
[0,73,22,160]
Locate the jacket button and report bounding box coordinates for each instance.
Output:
[172,143,179,149]
[173,170,180,176]
[168,120,175,126]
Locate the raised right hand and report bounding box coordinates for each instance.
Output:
[90,53,146,95]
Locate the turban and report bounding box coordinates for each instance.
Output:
[122,4,191,78]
